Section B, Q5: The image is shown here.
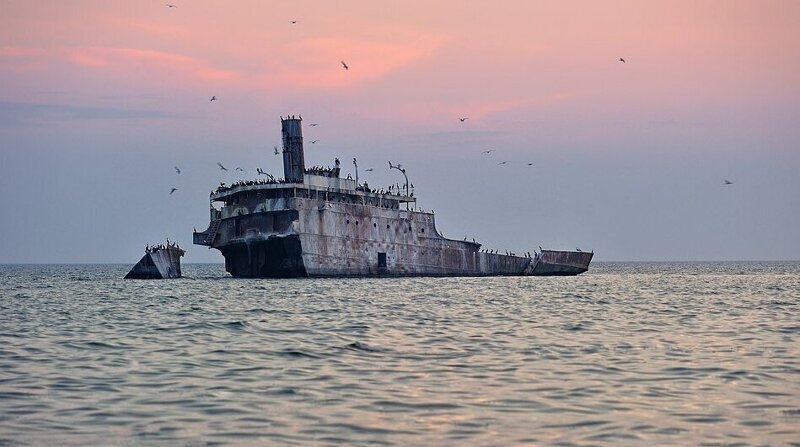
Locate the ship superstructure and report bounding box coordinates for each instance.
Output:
[193,116,592,277]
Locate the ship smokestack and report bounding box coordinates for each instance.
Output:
[281,115,305,182]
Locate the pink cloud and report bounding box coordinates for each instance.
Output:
[259,33,444,90]
[66,47,240,83]
[449,92,579,121]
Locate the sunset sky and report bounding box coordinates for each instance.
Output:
[1,0,798,263]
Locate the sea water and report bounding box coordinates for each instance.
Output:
[1,262,798,445]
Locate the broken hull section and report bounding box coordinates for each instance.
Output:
[125,248,185,279]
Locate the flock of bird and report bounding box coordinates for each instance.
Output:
[162,4,734,195]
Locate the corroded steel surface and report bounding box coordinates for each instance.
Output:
[125,246,185,279]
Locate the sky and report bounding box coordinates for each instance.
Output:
[1,0,798,263]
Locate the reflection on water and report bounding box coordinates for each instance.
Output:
[1,262,798,445]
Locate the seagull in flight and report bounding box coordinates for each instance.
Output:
[309,123,318,126]
[290,20,297,24]
[482,149,495,154]
[274,146,279,155]
[459,117,469,122]
[619,57,626,63]
[310,140,319,144]
[217,162,228,171]
[210,95,217,101]
[724,179,733,185]
[527,162,534,166]
[498,161,509,165]
[341,61,349,70]
[166,3,177,8]
[235,167,245,172]
[365,168,374,172]
[174,166,181,174]
[169,187,178,195]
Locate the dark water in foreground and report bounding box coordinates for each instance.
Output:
[1,262,798,446]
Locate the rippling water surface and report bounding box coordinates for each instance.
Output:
[1,262,799,446]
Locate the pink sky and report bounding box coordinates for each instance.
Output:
[2,0,798,141]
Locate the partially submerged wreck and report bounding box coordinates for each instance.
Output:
[194,116,592,278]
[125,242,185,279]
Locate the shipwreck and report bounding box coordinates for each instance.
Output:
[125,242,185,279]
[193,116,592,277]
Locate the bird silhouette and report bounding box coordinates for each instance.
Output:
[274,146,279,155]
[341,61,349,70]
[235,167,245,172]
[724,180,733,185]
[169,187,178,195]
[459,117,469,122]
[209,95,217,101]
[290,20,297,24]
[576,248,582,252]
[527,162,534,166]
[309,123,318,126]
[482,149,495,154]
[217,162,228,171]
[619,57,626,63]
[166,3,176,7]
[174,166,181,174]
[498,161,508,165]
[365,168,374,172]
[310,140,319,144]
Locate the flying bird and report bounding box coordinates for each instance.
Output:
[309,123,318,126]
[498,161,508,165]
[341,61,349,70]
[235,167,245,172]
[365,168,374,172]
[274,146,279,155]
[166,3,176,7]
[210,95,217,101]
[169,187,178,195]
[174,166,181,174]
[724,180,733,185]
[290,20,297,24]
[482,149,495,154]
[527,162,534,166]
[619,57,626,63]
[459,117,469,122]
[217,162,228,171]
[310,140,319,144]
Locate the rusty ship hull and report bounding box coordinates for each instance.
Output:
[194,116,592,278]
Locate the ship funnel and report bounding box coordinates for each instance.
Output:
[281,116,305,182]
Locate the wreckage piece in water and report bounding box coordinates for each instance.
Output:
[193,115,592,278]
[125,244,185,279]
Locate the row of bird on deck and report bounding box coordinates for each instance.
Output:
[144,239,182,253]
